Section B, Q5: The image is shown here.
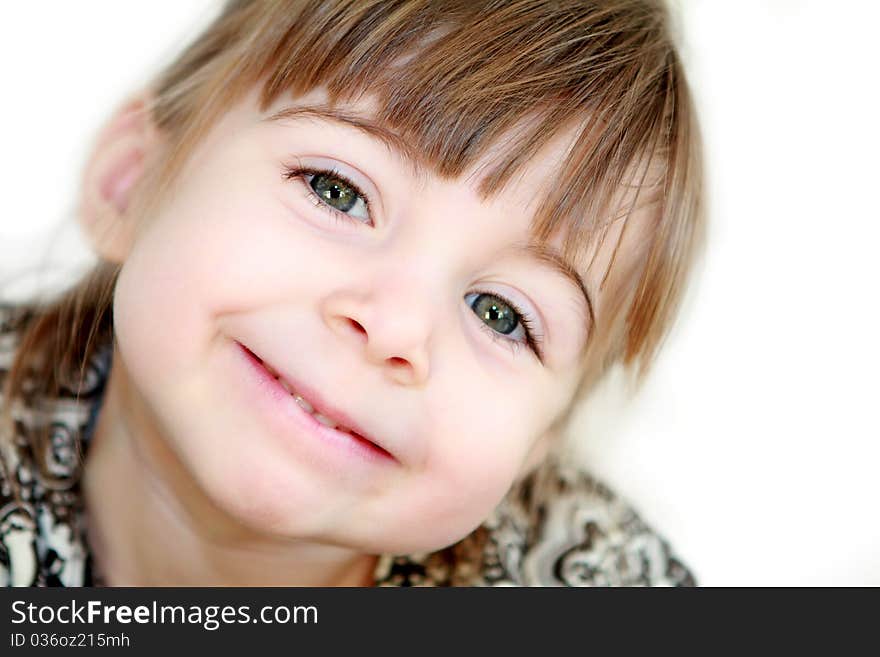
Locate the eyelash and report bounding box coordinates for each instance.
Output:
[282,164,545,362]
[471,290,545,363]
[283,164,373,226]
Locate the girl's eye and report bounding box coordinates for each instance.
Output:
[284,166,372,224]
[465,291,545,363]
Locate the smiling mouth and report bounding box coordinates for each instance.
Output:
[241,345,395,460]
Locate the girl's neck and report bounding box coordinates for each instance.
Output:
[81,349,378,586]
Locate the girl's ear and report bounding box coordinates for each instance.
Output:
[78,91,162,263]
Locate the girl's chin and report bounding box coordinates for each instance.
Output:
[195,464,482,554]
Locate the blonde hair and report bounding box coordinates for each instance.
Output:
[1,0,704,482]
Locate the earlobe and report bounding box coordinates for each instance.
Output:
[78,93,159,263]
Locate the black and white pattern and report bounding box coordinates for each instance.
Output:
[0,303,695,587]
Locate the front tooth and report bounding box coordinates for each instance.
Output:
[293,394,314,413]
[313,413,338,429]
[279,378,295,394]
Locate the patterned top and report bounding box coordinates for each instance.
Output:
[0,303,696,587]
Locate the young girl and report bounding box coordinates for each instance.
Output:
[0,0,704,587]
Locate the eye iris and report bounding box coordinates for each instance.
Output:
[311,173,357,212]
[472,294,517,334]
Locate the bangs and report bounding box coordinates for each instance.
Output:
[150,0,703,379]
[261,0,674,273]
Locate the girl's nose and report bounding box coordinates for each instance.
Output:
[322,289,432,388]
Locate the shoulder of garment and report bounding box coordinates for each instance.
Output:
[0,301,111,587]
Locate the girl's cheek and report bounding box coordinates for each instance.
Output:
[430,413,531,491]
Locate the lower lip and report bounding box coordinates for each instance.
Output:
[233,341,398,469]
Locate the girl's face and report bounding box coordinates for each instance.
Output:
[110,86,606,554]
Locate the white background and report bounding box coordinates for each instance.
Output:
[1,2,878,585]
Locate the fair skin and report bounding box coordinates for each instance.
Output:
[78,85,634,586]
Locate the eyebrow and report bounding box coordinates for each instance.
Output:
[264,104,426,176]
[509,242,595,330]
[265,105,595,330]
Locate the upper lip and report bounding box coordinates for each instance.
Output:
[243,343,400,464]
